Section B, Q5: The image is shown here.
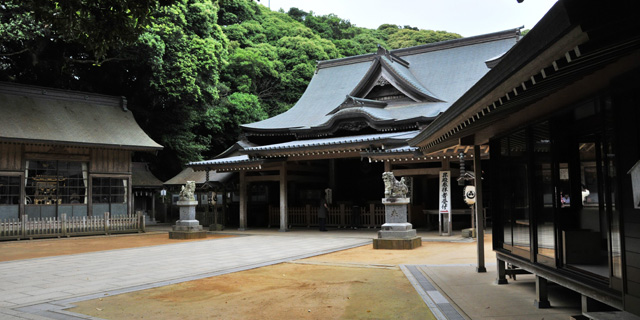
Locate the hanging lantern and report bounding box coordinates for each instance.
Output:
[463,185,476,206]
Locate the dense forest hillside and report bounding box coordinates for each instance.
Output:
[0,0,462,179]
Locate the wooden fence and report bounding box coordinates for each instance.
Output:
[0,212,145,241]
[268,203,385,229]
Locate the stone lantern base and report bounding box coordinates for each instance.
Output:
[169,200,207,239]
[373,198,422,250]
[373,237,422,249]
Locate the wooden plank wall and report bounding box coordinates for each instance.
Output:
[1,143,131,174]
[91,149,131,173]
[0,143,22,171]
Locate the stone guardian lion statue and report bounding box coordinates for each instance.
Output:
[382,172,408,198]
[179,181,196,201]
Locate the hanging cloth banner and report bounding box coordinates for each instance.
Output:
[439,171,451,215]
[439,171,452,236]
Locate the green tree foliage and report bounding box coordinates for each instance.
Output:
[219,2,340,118]
[1,0,174,65]
[1,0,228,179]
[377,24,461,49]
[133,0,228,172]
[217,0,258,25]
[287,8,386,55]
[1,0,468,178]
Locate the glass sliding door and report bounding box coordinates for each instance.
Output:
[496,130,531,258]
[532,122,556,266]
[492,96,622,289]
[555,99,621,285]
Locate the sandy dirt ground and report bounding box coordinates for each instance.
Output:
[0,233,233,262]
[1,233,494,319]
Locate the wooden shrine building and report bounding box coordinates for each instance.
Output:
[188,29,521,231]
[132,162,164,224]
[163,166,234,223]
[409,0,640,316]
[0,82,162,221]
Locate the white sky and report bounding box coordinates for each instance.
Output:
[262,0,558,37]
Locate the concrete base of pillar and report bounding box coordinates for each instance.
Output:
[461,228,476,238]
[169,230,207,239]
[534,300,551,309]
[373,237,422,250]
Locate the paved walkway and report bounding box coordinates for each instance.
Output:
[0,233,371,319]
[0,227,582,320]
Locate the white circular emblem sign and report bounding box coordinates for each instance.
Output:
[464,186,476,206]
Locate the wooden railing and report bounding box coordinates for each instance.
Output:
[0,212,145,241]
[268,203,385,228]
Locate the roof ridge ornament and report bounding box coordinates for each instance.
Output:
[376,45,409,67]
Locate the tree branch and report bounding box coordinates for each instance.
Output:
[0,48,30,57]
[64,55,132,65]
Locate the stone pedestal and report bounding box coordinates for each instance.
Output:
[373,197,421,249]
[169,200,207,239]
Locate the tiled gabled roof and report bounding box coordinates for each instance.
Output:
[0,82,162,150]
[241,28,521,137]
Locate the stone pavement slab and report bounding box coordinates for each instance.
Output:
[0,234,370,319]
[404,264,582,320]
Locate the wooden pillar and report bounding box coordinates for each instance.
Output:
[127,176,133,218]
[369,203,375,227]
[151,192,156,222]
[222,186,228,226]
[496,258,508,284]
[581,295,604,313]
[238,171,247,231]
[534,275,551,308]
[279,163,288,232]
[474,145,486,273]
[441,158,450,170]
[329,159,336,190]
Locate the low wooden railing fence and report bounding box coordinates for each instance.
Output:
[268,203,385,228]
[0,212,145,241]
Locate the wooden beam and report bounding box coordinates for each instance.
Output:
[24,152,90,162]
[246,175,326,183]
[286,163,328,173]
[392,168,442,176]
[246,175,280,182]
[270,151,361,161]
[459,134,475,146]
[287,175,327,183]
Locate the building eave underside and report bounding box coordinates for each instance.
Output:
[0,138,162,152]
[191,130,494,172]
[409,0,640,154]
[244,116,434,139]
[414,34,640,154]
[365,144,490,163]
